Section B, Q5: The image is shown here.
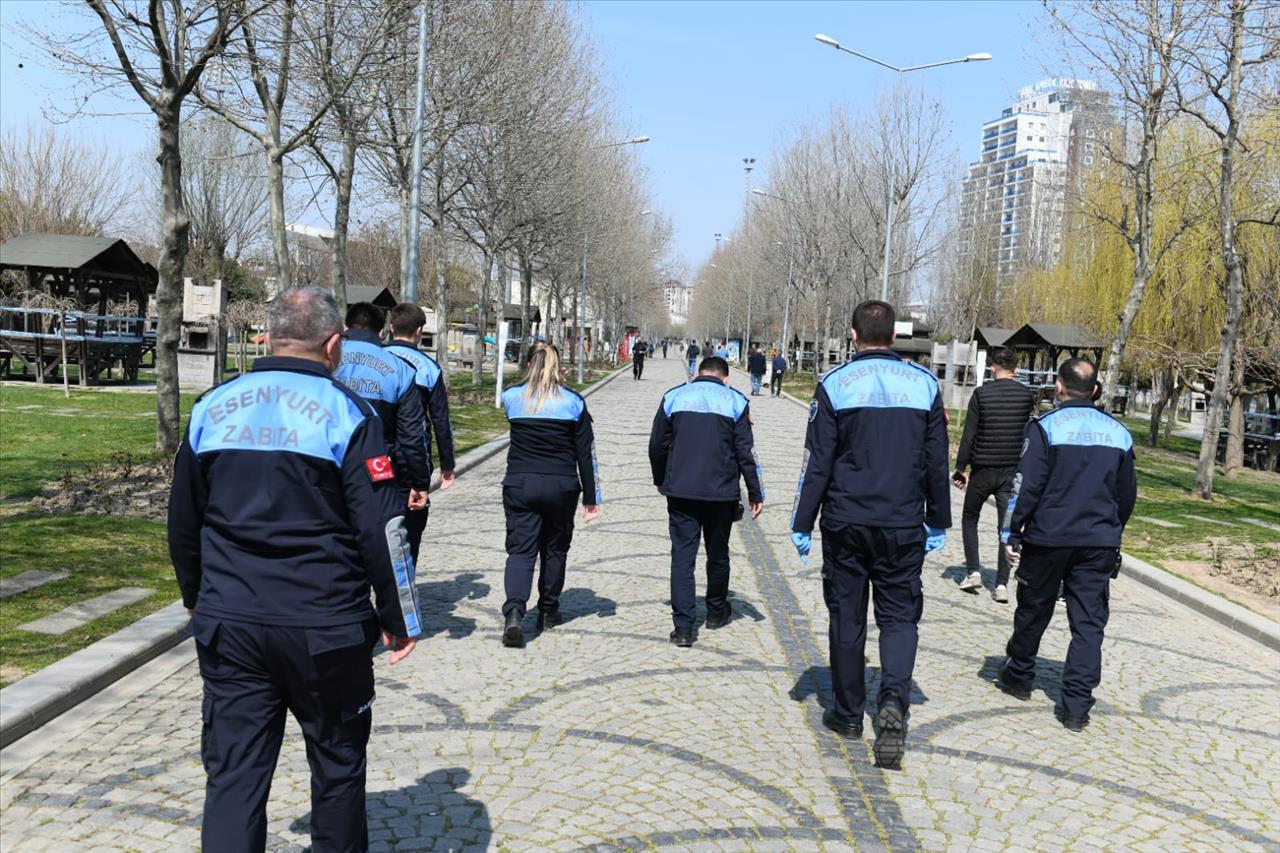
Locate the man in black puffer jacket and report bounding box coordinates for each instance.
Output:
[953,346,1036,601]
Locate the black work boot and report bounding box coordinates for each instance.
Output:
[669,626,694,647]
[874,699,906,770]
[536,608,563,632]
[822,709,863,739]
[502,611,524,648]
[996,663,1032,701]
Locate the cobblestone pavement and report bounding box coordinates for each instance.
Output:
[2,357,1278,852]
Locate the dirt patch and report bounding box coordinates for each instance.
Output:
[1,663,29,687]
[1162,539,1280,623]
[23,456,170,521]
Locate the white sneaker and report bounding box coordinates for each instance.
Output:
[959,571,983,593]
[992,584,1009,603]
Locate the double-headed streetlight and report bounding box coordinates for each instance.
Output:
[813,33,990,301]
[578,136,650,382]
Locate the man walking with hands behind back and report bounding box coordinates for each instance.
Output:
[650,356,764,647]
[998,358,1137,732]
[953,346,1036,602]
[790,300,951,770]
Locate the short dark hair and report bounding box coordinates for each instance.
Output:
[345,301,385,332]
[698,356,729,377]
[1058,357,1097,398]
[851,300,895,346]
[389,302,426,337]
[990,346,1017,372]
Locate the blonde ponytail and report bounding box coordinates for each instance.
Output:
[523,344,564,412]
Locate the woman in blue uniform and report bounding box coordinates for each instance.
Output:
[499,345,601,647]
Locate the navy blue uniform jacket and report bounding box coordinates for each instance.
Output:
[501,384,601,505]
[1002,398,1137,548]
[168,357,423,638]
[649,376,765,503]
[333,329,431,490]
[791,349,951,533]
[386,341,456,474]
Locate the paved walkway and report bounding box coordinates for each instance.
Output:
[2,357,1278,852]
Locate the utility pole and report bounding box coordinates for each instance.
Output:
[404,1,429,304]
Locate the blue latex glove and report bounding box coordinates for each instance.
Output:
[791,531,811,565]
[924,525,946,554]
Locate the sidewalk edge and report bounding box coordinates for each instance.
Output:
[0,364,628,748]
[751,365,1280,655]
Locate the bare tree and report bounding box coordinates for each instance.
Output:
[1176,0,1280,497]
[0,124,137,242]
[1046,0,1202,409]
[29,0,245,454]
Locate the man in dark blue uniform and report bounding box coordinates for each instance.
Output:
[386,302,457,564]
[649,355,764,647]
[334,302,432,530]
[998,358,1137,731]
[686,340,700,378]
[790,300,950,770]
[168,285,421,852]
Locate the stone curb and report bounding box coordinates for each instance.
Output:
[743,365,1280,655]
[0,602,189,749]
[0,364,628,748]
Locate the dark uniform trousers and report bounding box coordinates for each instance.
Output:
[633,355,646,379]
[821,522,925,721]
[960,465,1017,585]
[1005,544,1114,720]
[667,497,735,630]
[502,474,578,618]
[404,503,430,566]
[770,371,784,397]
[194,615,378,853]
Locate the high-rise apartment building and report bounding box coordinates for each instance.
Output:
[663,278,692,326]
[957,78,1111,283]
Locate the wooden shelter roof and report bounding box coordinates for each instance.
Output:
[0,233,157,285]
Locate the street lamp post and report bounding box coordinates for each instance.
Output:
[578,136,650,383]
[814,33,990,301]
[751,188,797,367]
[742,157,755,364]
[715,233,734,349]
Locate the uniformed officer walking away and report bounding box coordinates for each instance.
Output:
[952,346,1036,602]
[386,302,457,563]
[500,344,601,647]
[334,302,433,519]
[168,285,421,853]
[998,358,1136,731]
[686,340,700,378]
[790,300,950,770]
[632,338,649,380]
[649,356,764,647]
[747,344,767,396]
[661,340,668,359]
[770,351,787,397]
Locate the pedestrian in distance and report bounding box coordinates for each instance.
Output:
[386,303,457,565]
[997,358,1137,732]
[649,355,765,647]
[686,340,701,379]
[952,346,1036,603]
[770,350,787,398]
[716,341,730,360]
[747,344,767,396]
[333,302,432,520]
[168,285,421,852]
[633,338,649,380]
[499,344,601,647]
[790,300,951,770]
[662,340,669,359]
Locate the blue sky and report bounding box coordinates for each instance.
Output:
[2,1,1051,269]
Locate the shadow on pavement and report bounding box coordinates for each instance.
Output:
[981,654,1064,704]
[417,572,490,640]
[291,767,490,851]
[789,665,930,708]
[559,586,618,623]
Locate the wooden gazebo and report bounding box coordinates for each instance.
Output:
[0,234,157,383]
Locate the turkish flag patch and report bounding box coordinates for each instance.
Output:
[365,455,395,482]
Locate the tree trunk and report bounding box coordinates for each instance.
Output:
[265,147,291,291]
[1148,363,1171,448]
[432,182,449,368]
[1101,265,1151,410]
[1223,337,1247,477]
[1165,380,1181,439]
[329,127,358,313]
[820,293,832,374]
[154,106,188,456]
[518,254,533,367]
[809,291,819,380]
[473,248,492,385]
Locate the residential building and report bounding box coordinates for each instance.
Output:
[957,78,1112,283]
[663,278,692,325]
